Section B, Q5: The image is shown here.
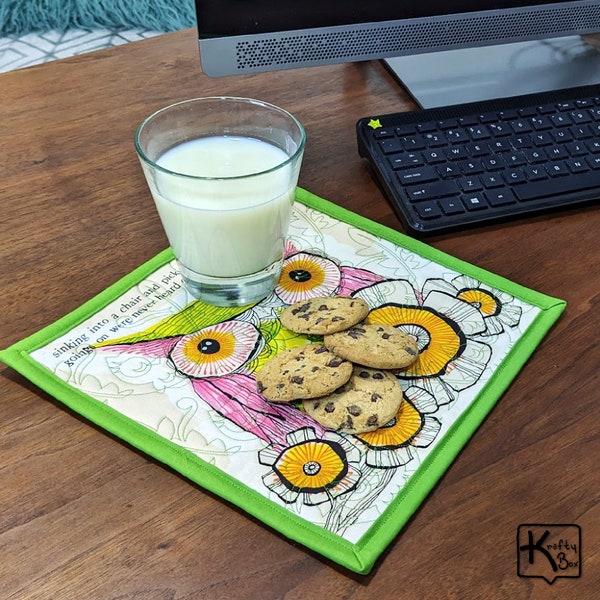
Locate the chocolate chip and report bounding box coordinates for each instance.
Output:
[372,372,384,379]
[290,376,304,384]
[257,381,265,392]
[371,393,382,402]
[405,346,417,355]
[358,370,370,378]
[382,333,391,339]
[327,357,344,367]
[313,401,321,409]
[347,327,365,339]
[367,415,379,427]
[315,317,325,324]
[331,316,344,322]
[314,346,328,354]
[347,405,362,416]
[311,366,320,372]
[325,402,336,413]
[343,415,354,429]
[318,304,328,311]
[292,302,311,314]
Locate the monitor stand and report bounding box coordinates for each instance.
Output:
[384,36,600,109]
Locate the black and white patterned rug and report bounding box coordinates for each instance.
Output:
[0,28,162,72]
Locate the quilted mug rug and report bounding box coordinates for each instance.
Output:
[0,188,565,573]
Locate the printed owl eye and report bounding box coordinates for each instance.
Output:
[276,251,341,304]
[169,320,263,378]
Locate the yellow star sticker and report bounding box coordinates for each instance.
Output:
[367,118,382,129]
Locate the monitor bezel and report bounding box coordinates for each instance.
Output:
[196,0,600,77]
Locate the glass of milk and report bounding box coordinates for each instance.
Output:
[134,97,306,306]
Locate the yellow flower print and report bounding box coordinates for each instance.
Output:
[259,427,362,505]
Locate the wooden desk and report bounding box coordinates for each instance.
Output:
[1,28,598,599]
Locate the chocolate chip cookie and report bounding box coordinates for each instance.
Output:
[255,343,353,402]
[302,366,403,434]
[324,322,418,369]
[279,296,370,335]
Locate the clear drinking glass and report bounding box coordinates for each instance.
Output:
[135,97,306,306]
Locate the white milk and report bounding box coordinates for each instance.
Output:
[151,136,295,278]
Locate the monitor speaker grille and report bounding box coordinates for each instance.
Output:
[234,6,600,70]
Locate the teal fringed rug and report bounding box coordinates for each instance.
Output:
[0,0,196,35]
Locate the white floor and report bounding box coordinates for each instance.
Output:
[0,29,161,73]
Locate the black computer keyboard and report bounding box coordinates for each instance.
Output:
[356,85,600,236]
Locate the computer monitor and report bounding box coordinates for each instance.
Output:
[195,0,600,108]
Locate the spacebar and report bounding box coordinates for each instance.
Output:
[514,172,600,201]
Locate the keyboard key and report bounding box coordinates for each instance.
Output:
[416,122,437,133]
[551,129,573,144]
[586,155,600,169]
[536,103,556,114]
[481,156,505,170]
[445,146,470,160]
[387,152,423,169]
[446,129,470,143]
[570,125,592,139]
[547,146,569,160]
[406,180,460,201]
[481,173,504,187]
[458,159,484,175]
[414,201,442,219]
[400,135,427,150]
[437,118,459,129]
[489,139,512,152]
[567,159,590,174]
[439,198,465,214]
[462,194,488,210]
[546,161,569,176]
[422,149,446,163]
[437,163,460,178]
[467,125,491,140]
[522,148,546,163]
[503,169,527,185]
[397,166,438,184]
[550,113,572,126]
[395,125,417,136]
[523,165,548,180]
[484,189,517,206]
[379,138,404,154]
[530,116,553,130]
[512,135,533,148]
[513,170,600,201]
[587,140,600,153]
[457,115,479,126]
[423,132,447,147]
[566,141,588,156]
[532,132,553,145]
[504,152,527,167]
[488,122,511,136]
[458,176,483,191]
[373,128,395,139]
[570,110,591,124]
[510,119,533,134]
[467,142,490,157]
[518,106,538,117]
